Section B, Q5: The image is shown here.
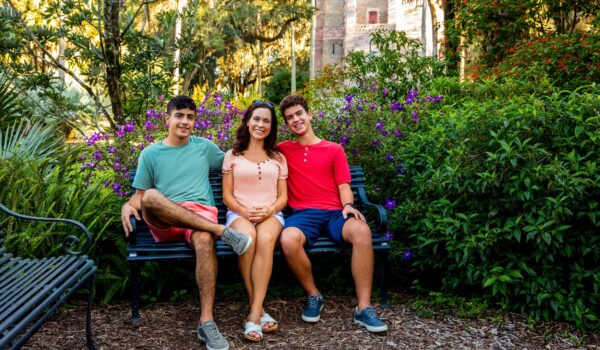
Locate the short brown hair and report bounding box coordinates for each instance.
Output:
[279,94,309,118]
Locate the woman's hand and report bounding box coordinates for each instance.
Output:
[249,205,274,224]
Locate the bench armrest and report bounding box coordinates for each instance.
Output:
[127,215,139,244]
[357,186,388,232]
[0,202,93,256]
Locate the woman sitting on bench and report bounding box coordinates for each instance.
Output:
[222,100,288,342]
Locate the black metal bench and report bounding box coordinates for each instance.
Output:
[126,165,390,322]
[0,203,96,350]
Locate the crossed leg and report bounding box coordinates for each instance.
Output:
[141,189,224,236]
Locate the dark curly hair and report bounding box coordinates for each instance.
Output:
[232,100,281,160]
[279,94,309,119]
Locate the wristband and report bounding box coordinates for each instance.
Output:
[343,202,354,209]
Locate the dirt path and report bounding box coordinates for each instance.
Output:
[22,296,599,349]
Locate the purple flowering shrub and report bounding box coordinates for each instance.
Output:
[307,83,444,242]
[81,93,243,196]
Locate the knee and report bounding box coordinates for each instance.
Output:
[280,229,303,254]
[191,231,215,254]
[348,225,372,247]
[256,231,278,249]
[141,189,161,209]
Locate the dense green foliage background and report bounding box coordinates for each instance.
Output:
[1,0,599,331]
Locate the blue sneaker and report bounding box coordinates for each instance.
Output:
[302,294,324,322]
[353,306,388,332]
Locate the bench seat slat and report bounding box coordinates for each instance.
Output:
[0,256,92,328]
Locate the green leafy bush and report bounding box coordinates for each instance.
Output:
[374,81,599,329]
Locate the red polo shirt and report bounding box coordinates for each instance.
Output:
[278,140,351,210]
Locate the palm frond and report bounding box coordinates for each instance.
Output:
[0,120,64,161]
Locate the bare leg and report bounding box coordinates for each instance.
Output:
[248,218,282,331]
[141,189,224,236]
[280,227,319,296]
[230,218,257,304]
[341,219,374,310]
[190,231,218,324]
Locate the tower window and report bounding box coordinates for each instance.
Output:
[368,11,378,24]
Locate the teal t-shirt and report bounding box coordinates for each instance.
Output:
[132,136,225,206]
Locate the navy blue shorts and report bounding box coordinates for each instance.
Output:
[284,209,353,247]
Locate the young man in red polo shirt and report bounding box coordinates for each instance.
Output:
[278,94,388,332]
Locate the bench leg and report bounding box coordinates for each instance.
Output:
[130,262,141,323]
[379,250,389,308]
[86,272,96,350]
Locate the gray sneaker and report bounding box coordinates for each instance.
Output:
[197,321,229,350]
[221,227,252,255]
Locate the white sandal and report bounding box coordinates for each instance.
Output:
[243,321,263,342]
[260,313,279,333]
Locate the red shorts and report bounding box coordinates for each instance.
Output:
[144,201,218,243]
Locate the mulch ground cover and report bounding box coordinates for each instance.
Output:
[21,295,599,349]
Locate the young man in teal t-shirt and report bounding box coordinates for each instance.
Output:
[121,96,252,350]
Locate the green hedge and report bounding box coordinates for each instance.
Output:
[372,81,599,328]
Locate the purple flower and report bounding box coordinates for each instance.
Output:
[390,101,404,111]
[352,147,359,155]
[345,94,353,103]
[380,130,389,137]
[145,134,155,143]
[370,83,376,92]
[384,198,396,211]
[340,135,349,146]
[384,230,394,240]
[93,150,102,161]
[383,88,389,97]
[125,121,135,133]
[318,111,325,118]
[213,94,222,106]
[385,153,394,162]
[402,248,415,262]
[343,104,352,111]
[411,111,419,122]
[79,153,86,161]
[115,127,125,138]
[107,146,116,154]
[375,120,384,130]
[405,90,419,105]
[144,120,158,130]
[111,182,121,193]
[357,103,363,112]
[80,162,96,170]
[397,164,407,175]
[112,161,121,171]
[373,139,382,147]
[85,132,102,146]
[393,129,404,138]
[370,103,377,110]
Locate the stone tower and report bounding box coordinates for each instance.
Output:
[311,0,444,75]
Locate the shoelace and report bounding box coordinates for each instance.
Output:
[361,307,376,318]
[307,296,321,309]
[203,323,222,340]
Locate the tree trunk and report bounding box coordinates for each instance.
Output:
[429,0,438,57]
[103,0,124,125]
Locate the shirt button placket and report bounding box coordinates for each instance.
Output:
[304,147,308,164]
